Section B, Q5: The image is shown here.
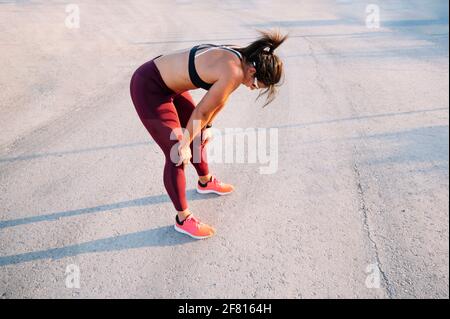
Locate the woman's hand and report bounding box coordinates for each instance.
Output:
[176,144,192,167]
[201,127,213,145]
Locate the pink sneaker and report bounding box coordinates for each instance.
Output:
[174,214,215,239]
[196,175,234,195]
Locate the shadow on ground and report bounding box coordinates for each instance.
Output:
[0,189,216,229]
[0,225,196,267]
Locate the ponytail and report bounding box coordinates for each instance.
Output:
[236,30,288,107]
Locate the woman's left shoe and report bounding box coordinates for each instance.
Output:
[197,175,234,195]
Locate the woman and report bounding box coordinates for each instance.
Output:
[130,30,287,239]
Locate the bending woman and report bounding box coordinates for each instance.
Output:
[130,30,287,239]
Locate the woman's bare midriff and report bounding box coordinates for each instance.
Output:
[153,51,195,94]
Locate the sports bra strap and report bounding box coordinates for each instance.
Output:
[189,45,213,90]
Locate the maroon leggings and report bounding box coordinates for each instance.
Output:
[130,57,209,211]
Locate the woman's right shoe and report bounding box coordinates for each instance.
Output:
[174,214,215,239]
[197,175,234,195]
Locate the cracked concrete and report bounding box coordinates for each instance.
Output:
[353,160,394,298]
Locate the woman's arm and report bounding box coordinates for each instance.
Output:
[205,104,224,127]
[176,68,243,166]
[176,64,242,165]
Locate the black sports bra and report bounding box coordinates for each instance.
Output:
[188,44,243,90]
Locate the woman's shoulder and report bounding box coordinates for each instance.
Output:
[216,50,244,81]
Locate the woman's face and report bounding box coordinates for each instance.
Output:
[242,63,266,90]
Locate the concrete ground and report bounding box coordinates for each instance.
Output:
[0,0,448,298]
